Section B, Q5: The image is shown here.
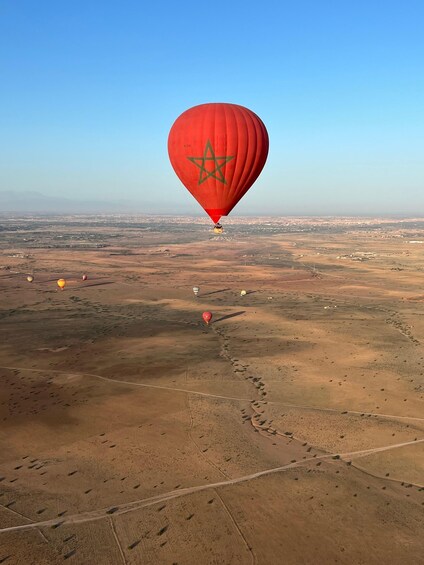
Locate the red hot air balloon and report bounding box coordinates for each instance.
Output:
[82,274,88,281]
[168,103,269,225]
[202,311,212,325]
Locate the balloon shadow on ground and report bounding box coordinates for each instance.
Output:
[245,290,257,295]
[201,288,231,296]
[213,311,245,323]
[83,281,114,288]
[42,278,101,283]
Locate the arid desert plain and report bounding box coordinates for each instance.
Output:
[0,215,423,565]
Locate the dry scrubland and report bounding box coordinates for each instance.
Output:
[0,215,423,565]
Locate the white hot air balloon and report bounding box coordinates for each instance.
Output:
[240,290,247,297]
[193,286,200,297]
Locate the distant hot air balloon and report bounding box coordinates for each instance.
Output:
[193,286,200,297]
[26,275,34,283]
[168,103,269,226]
[202,311,212,325]
[57,278,66,290]
[82,274,88,281]
[240,290,247,296]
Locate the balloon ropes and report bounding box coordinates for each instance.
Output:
[168,103,269,229]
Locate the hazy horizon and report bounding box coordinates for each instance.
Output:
[2,189,424,218]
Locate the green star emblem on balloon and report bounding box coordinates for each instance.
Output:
[187,140,234,185]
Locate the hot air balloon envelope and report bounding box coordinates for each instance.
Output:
[240,290,247,296]
[168,103,269,224]
[26,275,34,283]
[82,274,88,281]
[57,278,66,290]
[193,286,200,296]
[202,311,212,325]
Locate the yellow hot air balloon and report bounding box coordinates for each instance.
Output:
[26,275,34,283]
[57,278,66,290]
[240,290,247,296]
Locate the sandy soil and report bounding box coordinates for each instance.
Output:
[0,215,423,564]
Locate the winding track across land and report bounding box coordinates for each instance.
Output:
[0,437,422,535]
[1,365,423,423]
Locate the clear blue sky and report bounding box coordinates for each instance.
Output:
[1,0,423,215]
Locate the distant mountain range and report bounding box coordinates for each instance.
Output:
[0,190,201,215]
[0,190,138,213]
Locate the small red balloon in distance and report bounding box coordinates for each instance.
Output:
[82,274,87,281]
[202,311,212,325]
[168,103,269,224]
